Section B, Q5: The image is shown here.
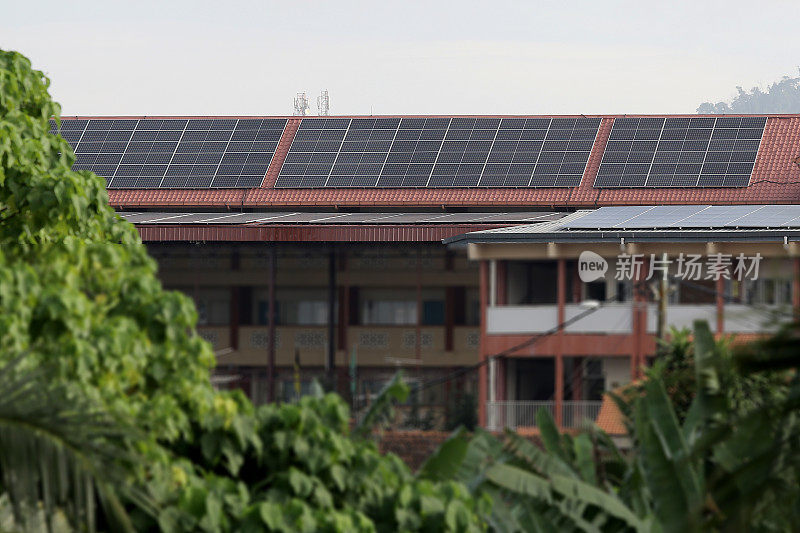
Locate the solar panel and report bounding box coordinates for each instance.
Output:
[54,118,287,188]
[563,205,800,229]
[274,117,601,188]
[594,116,766,188]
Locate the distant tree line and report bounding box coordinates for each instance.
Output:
[698,73,800,113]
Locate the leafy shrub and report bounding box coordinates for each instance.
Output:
[0,48,488,532]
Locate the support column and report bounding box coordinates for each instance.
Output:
[478,260,489,428]
[793,258,800,315]
[416,249,422,362]
[555,259,566,428]
[445,287,455,352]
[267,246,277,402]
[631,257,648,381]
[337,250,348,351]
[489,260,497,307]
[230,287,240,351]
[327,248,337,389]
[716,277,725,334]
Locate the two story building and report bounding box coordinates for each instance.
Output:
[51,113,800,428]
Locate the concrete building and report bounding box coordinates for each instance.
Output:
[52,114,800,429]
[447,205,800,428]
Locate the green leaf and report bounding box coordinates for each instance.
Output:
[354,372,409,438]
[418,427,468,481]
[573,433,597,485]
[536,407,569,464]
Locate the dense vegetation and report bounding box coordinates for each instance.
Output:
[697,74,800,113]
[0,48,487,532]
[422,320,800,532]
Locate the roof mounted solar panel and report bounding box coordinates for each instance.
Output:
[53,118,287,188]
[594,116,766,188]
[562,205,800,230]
[274,116,602,188]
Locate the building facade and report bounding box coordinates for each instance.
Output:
[448,205,800,429]
[52,114,800,429]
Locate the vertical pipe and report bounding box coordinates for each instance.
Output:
[489,260,497,308]
[338,250,349,351]
[716,276,725,334]
[445,287,455,352]
[792,258,799,314]
[416,249,422,362]
[656,252,668,353]
[478,260,489,428]
[327,248,336,388]
[230,287,240,351]
[555,258,566,428]
[267,245,276,402]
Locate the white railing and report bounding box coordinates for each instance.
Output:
[562,401,603,429]
[486,401,603,431]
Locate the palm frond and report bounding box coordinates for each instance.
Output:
[0,354,154,532]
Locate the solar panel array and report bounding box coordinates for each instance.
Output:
[274,117,601,188]
[50,118,286,188]
[49,116,771,190]
[562,205,800,229]
[594,116,766,188]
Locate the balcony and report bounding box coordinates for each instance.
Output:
[486,401,603,431]
[645,304,782,333]
[199,325,480,367]
[487,303,783,336]
[486,304,632,334]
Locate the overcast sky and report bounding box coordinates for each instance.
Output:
[4,0,800,116]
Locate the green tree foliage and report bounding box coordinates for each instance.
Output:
[423,320,800,532]
[0,355,150,532]
[0,48,487,531]
[697,74,800,113]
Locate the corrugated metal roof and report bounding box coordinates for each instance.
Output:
[446,205,800,244]
[120,211,564,225]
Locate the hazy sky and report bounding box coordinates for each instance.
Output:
[4,0,800,116]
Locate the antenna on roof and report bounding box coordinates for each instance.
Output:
[317,90,330,116]
[293,92,310,116]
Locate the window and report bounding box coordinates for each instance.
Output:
[255,288,333,326]
[585,281,606,302]
[742,279,793,306]
[359,289,445,325]
[362,300,417,325]
[189,289,230,326]
[422,300,445,325]
[506,261,557,305]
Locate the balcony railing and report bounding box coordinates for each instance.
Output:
[486,401,603,431]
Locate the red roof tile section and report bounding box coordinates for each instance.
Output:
[260,118,300,189]
[95,115,800,209]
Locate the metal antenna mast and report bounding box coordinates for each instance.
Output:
[317,90,330,116]
[293,92,309,116]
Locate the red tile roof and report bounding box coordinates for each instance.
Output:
[79,114,800,209]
